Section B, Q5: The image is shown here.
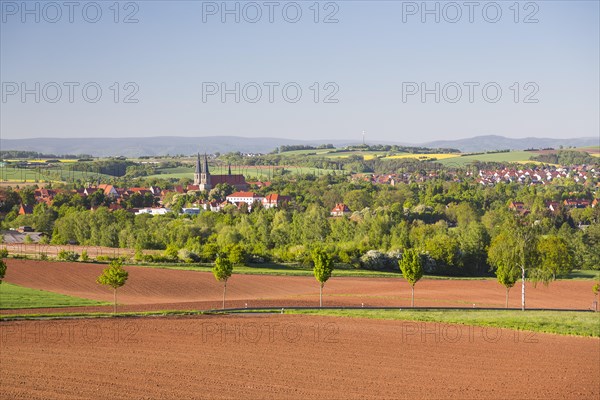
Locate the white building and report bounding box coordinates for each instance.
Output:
[135,207,172,216]
[262,193,291,209]
[181,208,201,215]
[226,192,264,206]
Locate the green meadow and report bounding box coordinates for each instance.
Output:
[0,283,106,309]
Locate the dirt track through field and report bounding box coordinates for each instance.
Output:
[1,260,597,314]
[1,315,598,399]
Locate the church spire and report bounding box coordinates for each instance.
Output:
[203,153,210,175]
[194,153,201,186]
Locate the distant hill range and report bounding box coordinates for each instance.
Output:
[0,135,597,157]
[0,136,348,157]
[421,135,598,153]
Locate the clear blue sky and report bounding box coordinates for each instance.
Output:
[1,0,598,143]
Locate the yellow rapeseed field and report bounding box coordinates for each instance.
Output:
[384,153,460,160]
[4,159,78,163]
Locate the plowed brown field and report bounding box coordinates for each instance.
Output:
[2,260,599,399]
[1,315,598,399]
[2,260,597,314]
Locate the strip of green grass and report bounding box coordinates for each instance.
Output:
[132,262,493,279]
[560,270,600,280]
[0,309,276,320]
[0,166,112,183]
[0,310,202,320]
[0,283,107,310]
[288,309,600,337]
[128,261,373,276]
[5,308,597,338]
[135,263,400,277]
[138,262,597,281]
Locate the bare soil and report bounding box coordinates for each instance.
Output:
[1,315,598,399]
[2,260,597,315]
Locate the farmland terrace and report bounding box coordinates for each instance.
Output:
[1,260,596,315]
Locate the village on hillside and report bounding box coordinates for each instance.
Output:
[1,150,599,245]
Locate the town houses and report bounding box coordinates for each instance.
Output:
[475,166,599,186]
[354,166,599,188]
[508,198,598,215]
[4,181,291,216]
[0,153,294,215]
[224,191,291,211]
[351,171,458,186]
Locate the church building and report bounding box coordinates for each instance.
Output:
[193,154,248,192]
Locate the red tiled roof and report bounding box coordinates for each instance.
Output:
[211,175,247,186]
[227,191,260,198]
[19,204,34,214]
[331,203,351,213]
[263,193,290,203]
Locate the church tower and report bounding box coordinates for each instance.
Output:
[193,153,201,186]
[190,152,247,192]
[199,153,211,191]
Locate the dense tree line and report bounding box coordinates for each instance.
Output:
[68,160,137,177]
[276,144,334,153]
[216,152,453,175]
[344,144,460,153]
[533,150,596,165]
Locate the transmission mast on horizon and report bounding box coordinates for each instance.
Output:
[362,130,366,145]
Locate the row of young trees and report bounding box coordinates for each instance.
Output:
[2,250,598,312]
[96,243,590,312]
[93,247,334,312]
[198,247,336,310]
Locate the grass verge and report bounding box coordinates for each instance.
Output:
[0,309,276,321]
[5,257,596,280]
[0,283,107,310]
[560,270,600,280]
[138,263,401,277]
[4,308,598,338]
[287,309,600,337]
[132,262,493,279]
[118,261,599,280]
